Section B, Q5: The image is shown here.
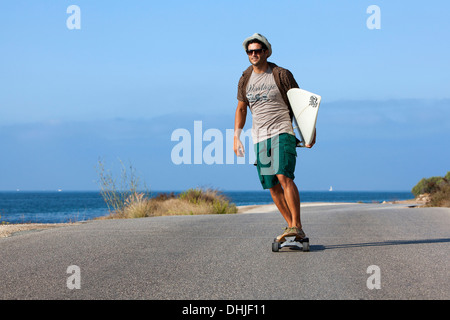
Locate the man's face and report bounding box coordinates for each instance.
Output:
[247,42,268,67]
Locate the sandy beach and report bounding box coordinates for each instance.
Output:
[236,198,426,213]
[236,202,358,213]
[0,223,79,239]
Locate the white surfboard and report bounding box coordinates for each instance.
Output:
[287,88,321,147]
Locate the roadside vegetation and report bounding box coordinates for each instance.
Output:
[412,171,450,207]
[96,160,237,219]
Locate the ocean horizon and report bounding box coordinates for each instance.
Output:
[0,190,415,224]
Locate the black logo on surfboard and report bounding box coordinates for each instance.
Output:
[309,96,318,108]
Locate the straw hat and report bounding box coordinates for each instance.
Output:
[242,33,272,57]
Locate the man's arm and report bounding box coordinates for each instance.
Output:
[234,100,247,157]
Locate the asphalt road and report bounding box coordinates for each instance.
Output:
[1,203,449,300]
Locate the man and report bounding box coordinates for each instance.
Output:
[233,33,315,241]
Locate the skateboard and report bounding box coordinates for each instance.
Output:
[272,234,310,252]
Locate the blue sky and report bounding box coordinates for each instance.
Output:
[0,0,449,191]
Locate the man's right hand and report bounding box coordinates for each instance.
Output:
[234,137,245,157]
[234,101,248,157]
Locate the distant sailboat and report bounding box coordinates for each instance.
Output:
[329,186,333,192]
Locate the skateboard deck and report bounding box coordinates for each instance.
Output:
[272,235,310,252]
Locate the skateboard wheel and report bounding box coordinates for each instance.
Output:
[302,241,310,252]
[272,242,279,252]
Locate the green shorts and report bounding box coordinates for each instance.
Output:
[254,133,297,189]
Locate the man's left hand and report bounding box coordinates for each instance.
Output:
[305,129,316,148]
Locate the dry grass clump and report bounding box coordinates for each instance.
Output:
[427,184,450,208]
[96,160,237,220]
[98,188,237,220]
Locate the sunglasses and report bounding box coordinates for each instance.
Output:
[246,48,265,55]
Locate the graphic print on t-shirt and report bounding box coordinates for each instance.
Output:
[246,83,278,103]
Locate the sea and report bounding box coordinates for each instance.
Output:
[0,190,414,224]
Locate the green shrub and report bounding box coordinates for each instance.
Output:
[411,171,450,207]
[412,175,448,197]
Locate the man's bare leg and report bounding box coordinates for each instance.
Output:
[273,175,302,229]
[269,183,293,227]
